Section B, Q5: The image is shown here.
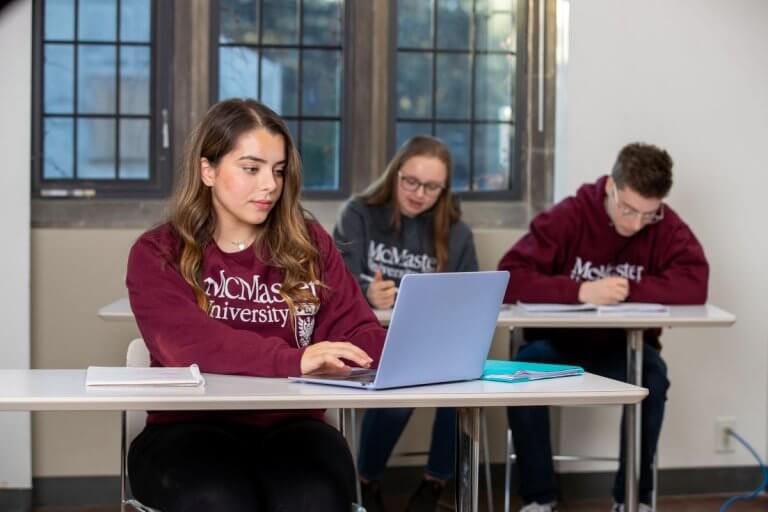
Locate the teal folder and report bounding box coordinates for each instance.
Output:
[481,359,584,383]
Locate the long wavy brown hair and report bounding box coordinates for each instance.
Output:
[171,98,320,314]
[359,135,460,272]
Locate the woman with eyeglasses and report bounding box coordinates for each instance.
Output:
[333,135,478,512]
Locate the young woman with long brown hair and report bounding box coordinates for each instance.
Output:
[333,135,478,512]
[126,98,385,512]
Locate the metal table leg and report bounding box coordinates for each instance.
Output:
[624,329,644,512]
[456,407,481,512]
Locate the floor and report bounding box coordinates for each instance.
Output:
[31,493,768,511]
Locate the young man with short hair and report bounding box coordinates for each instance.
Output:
[498,143,709,512]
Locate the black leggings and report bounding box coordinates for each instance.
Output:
[128,418,356,512]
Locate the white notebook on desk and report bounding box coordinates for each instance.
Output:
[517,301,669,315]
[86,365,205,387]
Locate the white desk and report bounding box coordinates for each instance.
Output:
[501,305,735,511]
[0,369,645,512]
[98,297,133,321]
[99,299,733,512]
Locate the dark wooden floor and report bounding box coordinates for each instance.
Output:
[32,493,768,511]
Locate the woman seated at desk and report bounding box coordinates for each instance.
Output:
[334,135,478,511]
[126,98,385,512]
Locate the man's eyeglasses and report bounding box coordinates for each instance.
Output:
[611,183,664,224]
[398,172,445,196]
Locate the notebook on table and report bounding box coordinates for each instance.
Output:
[290,271,510,390]
[85,365,205,388]
[517,301,669,315]
[481,360,584,383]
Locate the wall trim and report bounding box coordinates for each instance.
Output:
[1,466,764,507]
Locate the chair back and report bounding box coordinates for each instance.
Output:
[126,338,149,444]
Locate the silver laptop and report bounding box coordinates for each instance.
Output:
[290,271,509,390]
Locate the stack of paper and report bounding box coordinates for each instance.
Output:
[481,360,584,383]
[85,365,205,387]
[517,302,595,313]
[517,302,669,315]
[595,303,669,314]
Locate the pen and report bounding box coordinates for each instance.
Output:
[359,273,399,292]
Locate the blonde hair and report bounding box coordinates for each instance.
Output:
[171,98,320,313]
[360,135,459,272]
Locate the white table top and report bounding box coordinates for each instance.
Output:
[98,297,133,321]
[376,304,735,328]
[0,370,646,411]
[100,298,735,330]
[492,304,736,329]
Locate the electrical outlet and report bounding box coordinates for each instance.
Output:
[715,417,736,453]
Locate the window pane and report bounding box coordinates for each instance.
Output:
[475,54,514,121]
[285,120,299,142]
[301,120,339,190]
[120,0,151,43]
[261,49,299,116]
[476,0,516,52]
[44,0,74,40]
[473,122,513,191]
[79,0,117,41]
[302,49,341,117]
[397,52,433,119]
[78,45,116,114]
[303,0,342,45]
[398,0,433,49]
[120,46,150,115]
[436,123,470,191]
[77,118,116,179]
[262,0,299,45]
[43,117,74,179]
[436,54,470,119]
[219,46,259,100]
[395,122,432,150]
[119,119,150,179]
[436,0,471,50]
[44,44,74,114]
[219,0,259,44]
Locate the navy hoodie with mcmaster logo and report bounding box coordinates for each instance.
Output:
[332,197,479,300]
[498,175,709,350]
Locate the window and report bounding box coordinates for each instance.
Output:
[394,0,523,199]
[32,0,172,198]
[212,0,346,196]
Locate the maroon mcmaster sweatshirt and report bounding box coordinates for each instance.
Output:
[126,221,386,427]
[498,175,709,350]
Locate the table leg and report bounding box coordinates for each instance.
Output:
[456,407,480,512]
[120,411,127,512]
[339,408,363,505]
[624,329,644,512]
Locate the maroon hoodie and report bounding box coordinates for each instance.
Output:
[498,176,709,349]
[127,221,386,427]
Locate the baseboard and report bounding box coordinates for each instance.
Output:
[0,466,763,507]
[0,489,31,511]
[384,464,765,501]
[0,476,120,508]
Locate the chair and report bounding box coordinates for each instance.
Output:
[121,338,158,512]
[500,331,658,512]
[120,338,366,512]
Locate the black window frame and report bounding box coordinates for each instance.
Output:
[31,0,174,199]
[209,0,352,200]
[389,0,528,201]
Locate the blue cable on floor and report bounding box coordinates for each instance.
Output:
[719,428,768,511]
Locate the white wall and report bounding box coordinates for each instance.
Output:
[557,0,768,470]
[0,0,32,488]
